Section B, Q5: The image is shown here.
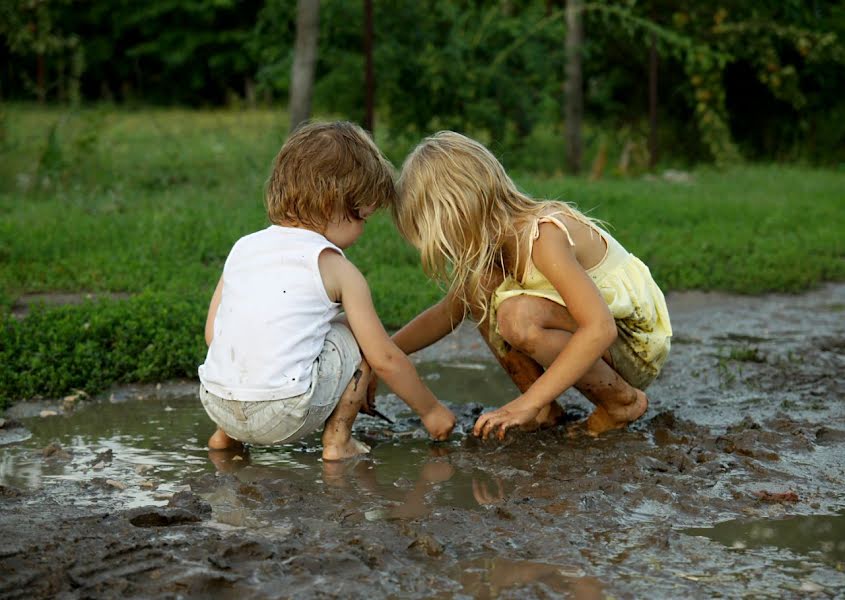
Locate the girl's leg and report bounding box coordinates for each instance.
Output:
[473,271,562,429]
[496,295,647,435]
[476,317,563,429]
[322,360,372,461]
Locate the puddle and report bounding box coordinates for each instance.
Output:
[1,284,844,598]
[684,511,845,566]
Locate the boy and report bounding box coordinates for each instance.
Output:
[198,121,455,460]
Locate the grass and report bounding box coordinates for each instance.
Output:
[0,104,843,406]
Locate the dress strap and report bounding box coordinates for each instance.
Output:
[528,214,576,253]
[522,214,576,282]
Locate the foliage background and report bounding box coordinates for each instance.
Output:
[3,0,845,166]
[1,1,844,406]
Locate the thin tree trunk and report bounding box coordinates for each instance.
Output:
[648,33,659,168]
[363,0,374,134]
[36,54,46,104]
[289,0,320,133]
[564,0,583,175]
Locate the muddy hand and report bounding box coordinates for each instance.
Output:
[422,403,456,441]
[362,371,379,415]
[473,405,540,440]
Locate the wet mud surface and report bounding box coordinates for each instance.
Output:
[1,284,844,599]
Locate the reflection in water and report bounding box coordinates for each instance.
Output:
[0,392,519,516]
[685,512,845,566]
[205,444,508,522]
[455,558,603,600]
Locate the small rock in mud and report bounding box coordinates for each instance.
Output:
[754,490,800,503]
[0,420,32,446]
[61,390,87,412]
[89,448,113,466]
[408,533,444,557]
[126,506,203,527]
[815,427,845,446]
[42,442,72,460]
[135,464,154,475]
[495,506,514,520]
[167,490,212,518]
[209,540,275,570]
[39,410,58,418]
[89,477,125,491]
[0,484,23,498]
[139,479,157,489]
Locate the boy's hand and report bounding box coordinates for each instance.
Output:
[361,372,379,415]
[473,399,540,440]
[421,403,456,441]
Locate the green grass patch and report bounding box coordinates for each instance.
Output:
[1,105,843,407]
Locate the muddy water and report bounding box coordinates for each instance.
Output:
[1,284,844,599]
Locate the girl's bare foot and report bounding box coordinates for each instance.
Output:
[322,437,371,461]
[585,389,648,437]
[530,401,564,430]
[208,427,243,450]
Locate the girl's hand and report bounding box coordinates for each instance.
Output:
[473,400,541,440]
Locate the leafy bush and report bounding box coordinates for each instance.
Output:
[0,293,205,409]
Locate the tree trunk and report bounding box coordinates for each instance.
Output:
[564,0,583,175]
[289,0,320,133]
[36,54,46,104]
[648,33,659,168]
[363,0,374,134]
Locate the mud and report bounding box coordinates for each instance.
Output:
[1,284,844,599]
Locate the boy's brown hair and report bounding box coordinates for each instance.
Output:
[265,121,397,230]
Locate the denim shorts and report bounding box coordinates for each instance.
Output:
[199,322,361,445]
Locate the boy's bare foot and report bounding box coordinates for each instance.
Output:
[208,427,243,450]
[584,389,648,437]
[323,437,371,461]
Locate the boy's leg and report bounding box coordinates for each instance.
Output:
[495,296,647,435]
[208,427,244,450]
[322,360,372,461]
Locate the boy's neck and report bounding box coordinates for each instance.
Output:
[277,219,325,236]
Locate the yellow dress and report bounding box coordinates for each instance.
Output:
[490,214,672,389]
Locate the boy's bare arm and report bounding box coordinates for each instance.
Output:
[391,293,464,355]
[204,276,224,347]
[320,251,455,439]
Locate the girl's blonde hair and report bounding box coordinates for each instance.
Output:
[395,131,595,322]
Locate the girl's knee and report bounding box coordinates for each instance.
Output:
[497,297,544,349]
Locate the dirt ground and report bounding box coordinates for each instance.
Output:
[1,284,844,599]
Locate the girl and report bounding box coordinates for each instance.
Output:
[390,131,672,440]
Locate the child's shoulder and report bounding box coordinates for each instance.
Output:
[526,201,585,235]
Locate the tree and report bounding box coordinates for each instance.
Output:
[362,0,374,134]
[289,0,320,132]
[564,0,583,174]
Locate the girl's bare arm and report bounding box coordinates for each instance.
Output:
[515,222,617,409]
[473,223,616,438]
[391,293,464,355]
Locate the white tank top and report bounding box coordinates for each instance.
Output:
[198,225,343,400]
